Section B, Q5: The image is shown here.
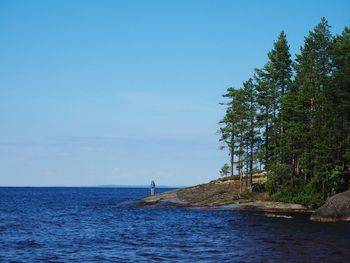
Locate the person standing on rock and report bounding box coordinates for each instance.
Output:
[150,180,156,196]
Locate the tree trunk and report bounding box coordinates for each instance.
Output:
[265,106,269,166]
[245,144,249,189]
[249,144,253,187]
[281,86,285,135]
[249,120,254,187]
[239,153,242,193]
[230,145,234,177]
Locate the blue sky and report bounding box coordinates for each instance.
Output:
[0,0,349,186]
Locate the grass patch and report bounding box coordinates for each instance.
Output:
[240,189,254,199]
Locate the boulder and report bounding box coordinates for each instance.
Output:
[310,190,350,222]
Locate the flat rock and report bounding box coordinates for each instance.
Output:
[310,190,350,222]
[219,201,308,212]
[141,184,309,213]
[142,189,189,206]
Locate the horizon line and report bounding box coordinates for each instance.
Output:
[0,184,186,188]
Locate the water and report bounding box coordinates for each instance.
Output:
[1,187,350,262]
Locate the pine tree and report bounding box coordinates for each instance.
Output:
[243,78,258,187]
[268,31,293,164]
[331,26,350,170]
[220,163,230,177]
[293,18,333,193]
[219,87,248,192]
[254,64,274,168]
[219,88,237,178]
[219,18,350,204]
[232,89,248,193]
[255,31,292,170]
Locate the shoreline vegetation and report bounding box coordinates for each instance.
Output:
[141,174,350,222]
[142,18,350,222]
[216,18,350,214]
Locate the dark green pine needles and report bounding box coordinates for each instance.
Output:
[219,18,350,205]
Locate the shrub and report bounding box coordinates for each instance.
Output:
[271,184,323,206]
[329,165,348,195]
[252,182,265,192]
[240,189,254,199]
[266,163,293,195]
[220,163,230,177]
[265,171,278,195]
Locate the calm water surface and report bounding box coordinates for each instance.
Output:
[0,187,350,262]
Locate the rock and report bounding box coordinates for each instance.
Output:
[310,190,350,222]
[142,190,190,206]
[140,180,310,213]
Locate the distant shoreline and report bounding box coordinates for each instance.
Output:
[0,185,183,188]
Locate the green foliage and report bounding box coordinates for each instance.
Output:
[329,166,348,195]
[267,168,324,206]
[220,85,257,191]
[271,184,323,206]
[219,163,230,177]
[219,18,350,204]
[265,170,279,195]
[240,189,254,199]
[266,163,293,194]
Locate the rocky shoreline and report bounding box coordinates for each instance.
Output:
[140,178,350,222]
[310,190,350,222]
[141,178,310,213]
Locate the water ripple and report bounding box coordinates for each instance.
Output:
[0,187,350,262]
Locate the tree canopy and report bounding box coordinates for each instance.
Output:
[219,18,350,204]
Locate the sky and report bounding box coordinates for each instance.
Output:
[0,0,349,186]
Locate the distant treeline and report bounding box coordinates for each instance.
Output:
[219,18,350,205]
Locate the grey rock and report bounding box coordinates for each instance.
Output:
[311,190,350,222]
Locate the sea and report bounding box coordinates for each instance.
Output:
[0,187,350,262]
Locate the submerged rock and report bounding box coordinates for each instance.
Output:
[311,190,350,222]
